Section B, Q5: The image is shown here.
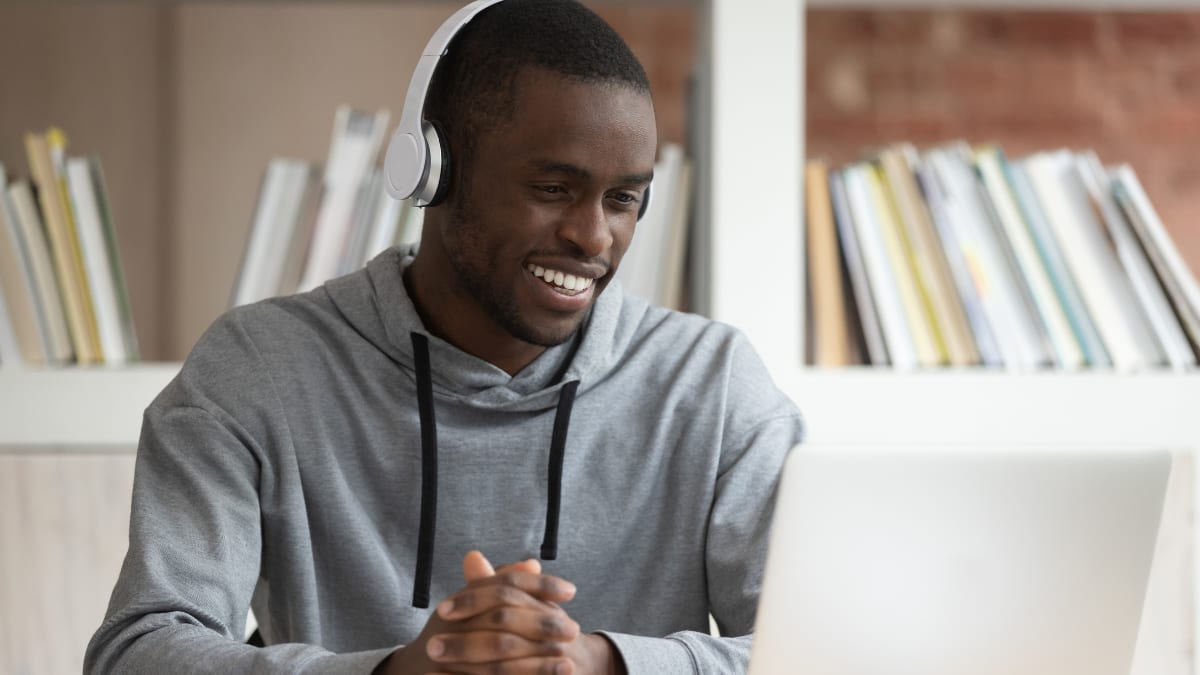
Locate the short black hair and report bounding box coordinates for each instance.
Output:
[424,0,652,193]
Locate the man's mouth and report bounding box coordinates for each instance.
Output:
[525,263,596,295]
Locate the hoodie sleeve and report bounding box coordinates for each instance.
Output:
[599,333,804,673]
[83,313,397,675]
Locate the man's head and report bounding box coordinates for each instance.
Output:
[423,0,652,196]
[409,0,658,366]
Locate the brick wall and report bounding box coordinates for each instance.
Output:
[807,9,1200,277]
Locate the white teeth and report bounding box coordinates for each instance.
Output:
[525,264,595,292]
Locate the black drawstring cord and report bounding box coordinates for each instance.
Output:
[408,331,580,605]
[541,379,579,560]
[411,333,438,609]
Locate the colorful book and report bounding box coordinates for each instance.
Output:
[805,160,851,366]
[878,145,977,367]
[7,181,73,363]
[25,130,101,363]
[974,146,1084,370]
[0,163,51,364]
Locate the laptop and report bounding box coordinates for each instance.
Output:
[748,445,1172,675]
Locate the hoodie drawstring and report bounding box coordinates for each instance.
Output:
[409,333,580,608]
[412,333,439,609]
[541,380,579,560]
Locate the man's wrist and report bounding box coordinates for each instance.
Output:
[587,632,628,675]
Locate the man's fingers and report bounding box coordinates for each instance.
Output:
[428,656,573,675]
[457,605,580,642]
[462,550,495,582]
[427,630,568,664]
[439,571,577,620]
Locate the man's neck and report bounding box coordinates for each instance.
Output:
[402,258,546,377]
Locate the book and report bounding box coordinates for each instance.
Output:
[297,106,391,292]
[866,161,942,367]
[65,156,133,364]
[616,143,688,309]
[878,145,978,367]
[843,163,917,369]
[805,160,850,366]
[915,156,1003,368]
[1003,159,1112,368]
[1023,150,1163,371]
[1075,152,1192,371]
[1112,165,1200,359]
[88,160,139,361]
[830,168,888,365]
[233,158,318,307]
[7,181,73,363]
[0,275,21,367]
[25,130,101,363]
[974,145,1084,370]
[0,163,51,364]
[360,179,408,265]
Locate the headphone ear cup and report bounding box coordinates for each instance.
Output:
[637,182,652,221]
[421,120,452,208]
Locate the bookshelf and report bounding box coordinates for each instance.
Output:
[2,1,1199,674]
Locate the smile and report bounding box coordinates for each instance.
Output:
[525,264,595,295]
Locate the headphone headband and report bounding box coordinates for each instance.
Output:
[382,0,652,220]
[384,0,505,203]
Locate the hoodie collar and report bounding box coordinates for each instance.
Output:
[325,246,640,412]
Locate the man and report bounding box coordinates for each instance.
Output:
[86,1,803,673]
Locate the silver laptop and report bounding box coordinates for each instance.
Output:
[748,445,1171,675]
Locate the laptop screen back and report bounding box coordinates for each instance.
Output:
[749,446,1171,675]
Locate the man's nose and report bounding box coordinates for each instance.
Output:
[557,197,614,258]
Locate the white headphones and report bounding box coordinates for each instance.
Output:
[382,0,651,218]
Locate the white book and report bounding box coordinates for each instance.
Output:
[0,270,22,369]
[975,147,1084,370]
[361,183,406,265]
[658,157,692,311]
[233,159,315,307]
[1005,161,1111,368]
[66,157,126,364]
[617,143,684,308]
[8,181,73,363]
[928,148,1043,370]
[1076,153,1191,371]
[843,163,918,369]
[830,169,888,366]
[1112,164,1200,361]
[298,107,390,292]
[1024,150,1162,371]
[339,168,383,276]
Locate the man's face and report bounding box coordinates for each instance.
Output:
[440,67,657,347]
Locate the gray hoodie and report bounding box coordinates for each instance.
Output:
[86,247,804,674]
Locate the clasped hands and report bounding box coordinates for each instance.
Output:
[376,550,622,675]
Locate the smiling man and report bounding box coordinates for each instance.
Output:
[86,2,803,674]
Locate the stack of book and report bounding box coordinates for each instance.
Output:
[806,142,1200,371]
[0,128,138,368]
[235,106,694,312]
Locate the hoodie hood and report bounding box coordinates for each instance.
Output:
[324,245,646,414]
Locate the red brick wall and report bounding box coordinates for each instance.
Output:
[807,10,1200,277]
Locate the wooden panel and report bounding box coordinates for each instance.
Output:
[0,453,135,675]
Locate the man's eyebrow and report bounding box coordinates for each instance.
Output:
[530,159,654,186]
